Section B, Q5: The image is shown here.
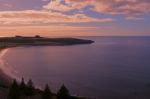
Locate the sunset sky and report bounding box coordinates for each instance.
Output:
[0,0,150,36]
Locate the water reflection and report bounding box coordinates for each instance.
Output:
[3,37,150,99]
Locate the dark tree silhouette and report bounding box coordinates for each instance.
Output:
[25,79,35,96]
[8,79,20,99]
[19,78,26,95]
[57,84,70,99]
[42,84,52,99]
[35,35,41,38]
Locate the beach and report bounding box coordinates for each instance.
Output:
[0,48,12,99]
[0,48,12,83]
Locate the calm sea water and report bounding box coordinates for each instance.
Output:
[2,36,150,99]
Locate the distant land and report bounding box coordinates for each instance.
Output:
[0,35,94,48]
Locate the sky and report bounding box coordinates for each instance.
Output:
[0,0,150,37]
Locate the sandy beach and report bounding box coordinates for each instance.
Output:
[0,48,12,84]
[0,48,12,98]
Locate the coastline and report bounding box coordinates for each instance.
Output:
[0,48,12,99]
[0,48,12,86]
[0,36,94,85]
[0,36,95,99]
[0,48,95,99]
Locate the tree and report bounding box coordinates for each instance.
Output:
[42,84,52,99]
[8,79,20,99]
[19,78,26,95]
[57,84,70,99]
[25,79,35,96]
[35,35,41,38]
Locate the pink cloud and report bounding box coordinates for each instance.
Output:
[0,3,13,9]
[0,10,114,25]
[3,3,13,8]
[125,16,144,20]
[43,0,150,17]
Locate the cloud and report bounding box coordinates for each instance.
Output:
[42,0,49,1]
[43,0,74,12]
[43,0,150,16]
[43,0,86,12]
[0,3,13,9]
[0,26,100,37]
[3,3,13,8]
[125,16,144,20]
[91,0,150,15]
[0,10,114,25]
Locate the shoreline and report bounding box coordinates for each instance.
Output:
[0,36,94,85]
[0,48,13,98]
[0,36,95,99]
[0,48,96,99]
[0,48,12,86]
[0,36,95,85]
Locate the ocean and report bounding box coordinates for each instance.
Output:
[1,36,150,99]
